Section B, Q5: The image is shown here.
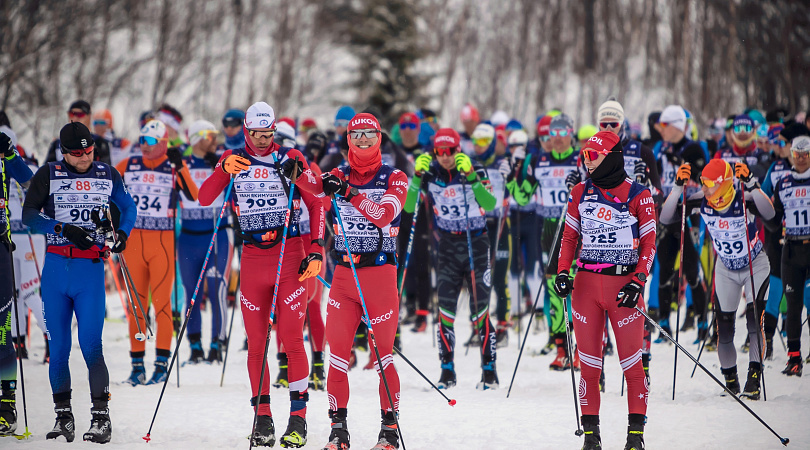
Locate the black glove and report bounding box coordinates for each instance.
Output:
[111,230,128,253]
[322,173,348,197]
[617,275,645,308]
[281,158,304,181]
[0,132,15,158]
[634,160,648,184]
[565,171,581,191]
[90,207,113,234]
[62,224,96,250]
[203,151,219,168]
[166,147,184,168]
[553,271,572,297]
[298,252,324,277]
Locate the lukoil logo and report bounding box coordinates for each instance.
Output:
[328,297,341,309]
[285,286,306,305]
[588,136,603,145]
[572,308,587,324]
[351,117,377,128]
[369,309,394,325]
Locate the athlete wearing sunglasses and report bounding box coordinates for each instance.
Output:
[712,114,771,184]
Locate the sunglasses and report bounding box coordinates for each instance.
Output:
[733,125,754,134]
[549,129,571,137]
[194,130,218,140]
[699,176,730,188]
[222,118,242,128]
[248,129,275,139]
[400,122,418,130]
[423,116,439,124]
[473,137,493,147]
[583,148,611,161]
[540,135,551,143]
[93,120,109,127]
[434,146,457,156]
[334,119,350,128]
[775,140,786,148]
[600,122,620,129]
[349,130,380,139]
[139,136,167,146]
[66,147,94,157]
[658,122,675,129]
[792,150,810,160]
[68,111,88,118]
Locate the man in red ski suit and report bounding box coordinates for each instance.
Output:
[291,112,406,450]
[198,102,325,448]
[554,131,656,450]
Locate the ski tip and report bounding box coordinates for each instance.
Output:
[574,429,584,437]
[781,437,789,446]
[448,399,457,406]
[143,434,151,443]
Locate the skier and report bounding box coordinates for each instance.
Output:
[22,122,136,443]
[6,138,47,361]
[92,109,132,166]
[177,120,232,363]
[554,131,656,450]
[713,114,771,181]
[199,101,325,447]
[45,100,111,165]
[509,113,581,369]
[0,129,34,436]
[661,160,774,399]
[289,112,406,449]
[766,135,810,377]
[471,123,513,346]
[117,119,199,386]
[221,109,246,151]
[404,127,499,390]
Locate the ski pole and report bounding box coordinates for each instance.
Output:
[673,188,687,401]
[392,345,456,406]
[143,176,234,443]
[248,156,298,450]
[221,245,242,387]
[4,237,32,439]
[636,306,789,446]
[506,192,568,397]
[739,184,767,401]
[397,183,423,301]
[171,166,180,388]
[332,194,406,450]
[460,179,486,358]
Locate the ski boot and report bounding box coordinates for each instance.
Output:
[572,345,581,371]
[495,321,509,348]
[740,335,750,353]
[624,414,645,450]
[532,309,546,335]
[437,360,456,390]
[279,415,307,448]
[83,398,112,443]
[581,415,601,450]
[146,355,169,385]
[207,339,223,363]
[476,362,499,390]
[411,310,428,333]
[764,337,773,361]
[274,353,289,388]
[693,320,709,344]
[187,335,206,364]
[355,324,369,352]
[740,362,761,400]
[0,382,16,436]
[125,357,146,386]
[721,366,740,395]
[782,352,803,377]
[251,415,276,447]
[322,408,350,450]
[704,328,718,352]
[653,319,671,344]
[641,353,651,385]
[538,334,556,355]
[46,394,75,442]
[598,370,605,393]
[309,351,326,391]
[371,410,399,450]
[550,337,570,371]
[680,306,695,332]
[12,337,28,360]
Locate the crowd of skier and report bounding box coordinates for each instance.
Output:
[0,96,808,449]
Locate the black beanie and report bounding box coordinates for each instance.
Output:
[60,122,95,152]
[68,100,91,115]
[780,123,810,142]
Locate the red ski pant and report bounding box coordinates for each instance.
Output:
[572,270,648,416]
[326,264,400,412]
[240,240,308,416]
[276,235,326,353]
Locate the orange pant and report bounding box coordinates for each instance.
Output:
[123,229,176,353]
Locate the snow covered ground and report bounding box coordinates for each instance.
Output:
[6,287,809,449]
